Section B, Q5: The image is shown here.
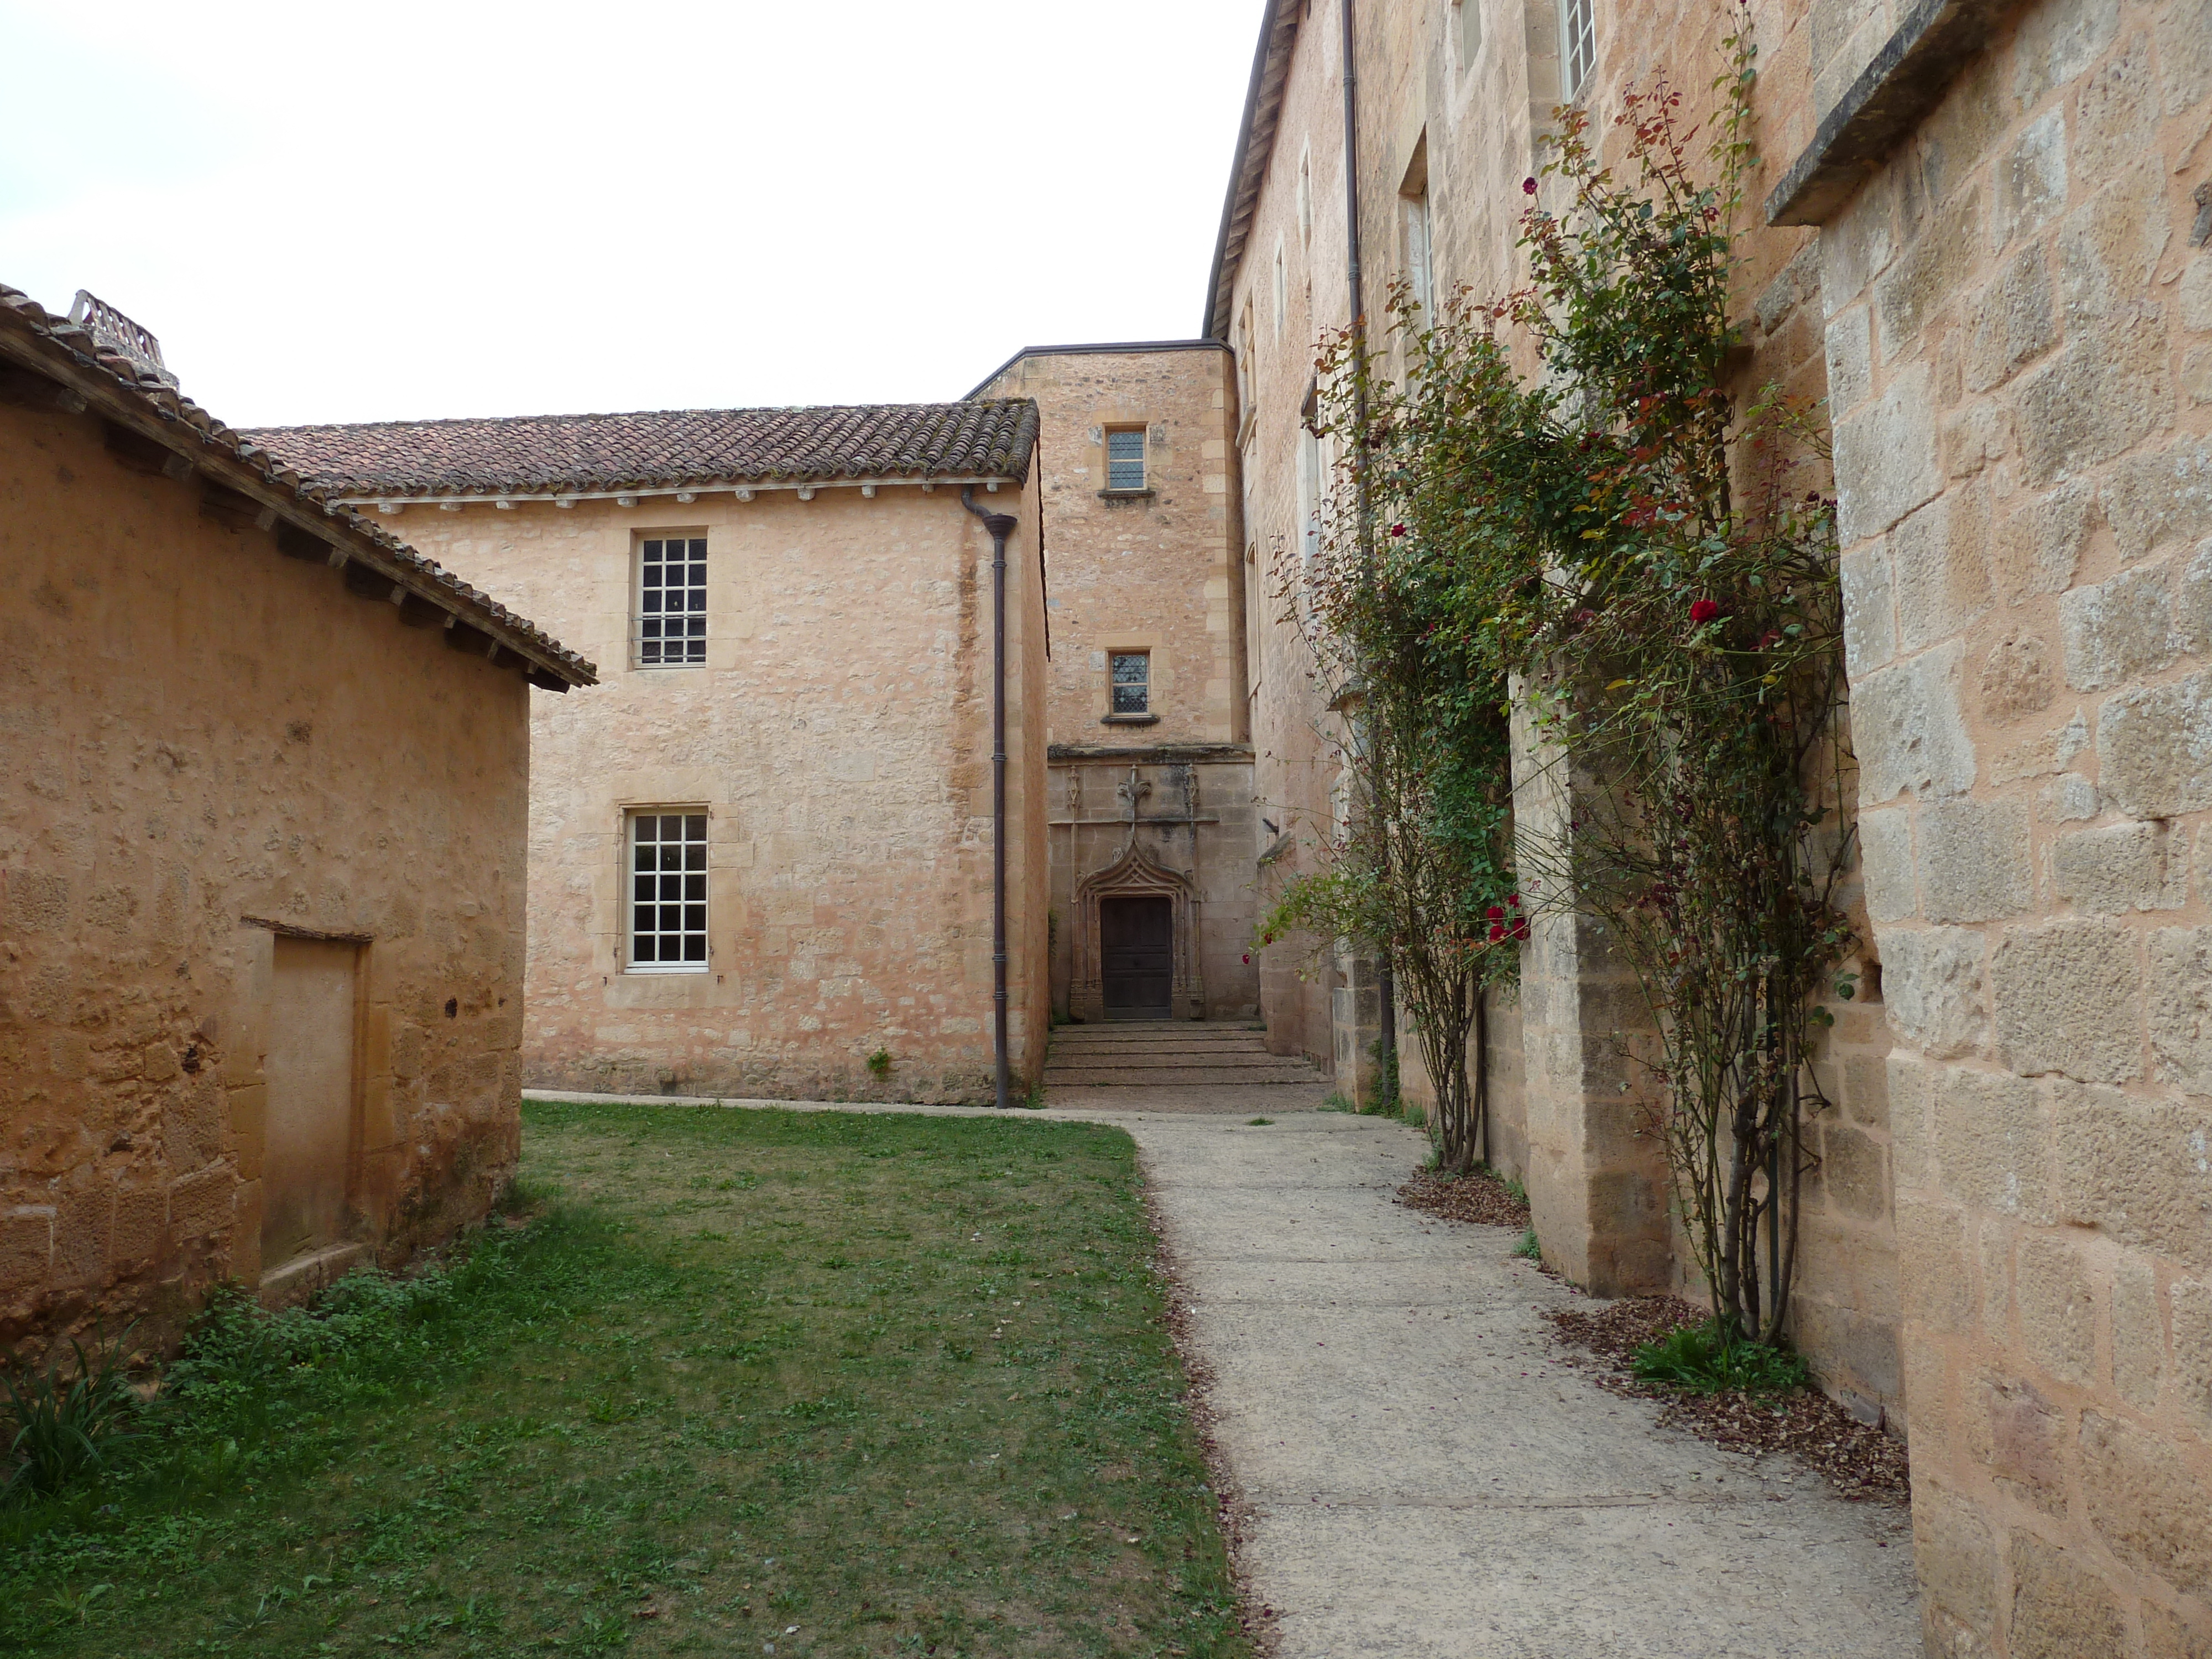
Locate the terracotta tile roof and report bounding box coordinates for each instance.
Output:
[246,401,1041,500]
[0,284,595,688]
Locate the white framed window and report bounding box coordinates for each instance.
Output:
[1110,650,1151,715]
[636,535,707,667]
[1560,0,1594,98]
[1105,427,1147,492]
[627,810,708,971]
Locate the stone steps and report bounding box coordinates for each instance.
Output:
[1042,1021,1323,1088]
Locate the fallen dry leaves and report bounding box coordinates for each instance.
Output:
[1393,1166,1533,1229]
[1543,1294,1911,1505]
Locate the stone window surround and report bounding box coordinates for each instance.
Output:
[632,526,710,672]
[1097,632,1164,726]
[620,805,711,974]
[1109,648,1152,718]
[1100,423,1153,499]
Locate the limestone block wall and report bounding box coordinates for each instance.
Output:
[973,347,1264,1027]
[1046,750,1260,1022]
[383,482,1049,1105]
[1799,0,2212,1646]
[972,347,1244,749]
[1392,985,1530,1180]
[0,403,533,1349]
[1221,0,1903,1420]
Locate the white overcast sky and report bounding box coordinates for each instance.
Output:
[0,1,1258,426]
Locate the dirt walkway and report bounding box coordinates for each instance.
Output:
[1101,1104,1922,1659]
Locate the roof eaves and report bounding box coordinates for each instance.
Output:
[1203,0,1304,342]
[0,285,597,688]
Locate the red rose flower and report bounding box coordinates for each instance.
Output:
[1507,893,1520,907]
[1242,953,1251,964]
[1522,177,1538,195]
[1488,924,1506,942]
[1485,906,1505,921]
[1510,919,1530,942]
[1689,598,1721,624]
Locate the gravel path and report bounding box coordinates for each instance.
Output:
[1107,1105,1922,1659]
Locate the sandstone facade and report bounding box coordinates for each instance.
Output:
[1773,0,2212,1646]
[0,288,587,1348]
[971,345,1261,1023]
[326,477,1052,1105]
[1212,0,2212,1646]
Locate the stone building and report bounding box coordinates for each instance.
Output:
[0,286,593,1347]
[965,343,1262,1025]
[253,404,1051,1105]
[1207,0,2211,1649]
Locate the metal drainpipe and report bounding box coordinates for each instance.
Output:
[1339,0,1397,1102]
[963,486,1017,1110]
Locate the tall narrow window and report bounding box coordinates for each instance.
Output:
[1560,0,1595,98]
[1110,651,1151,715]
[1296,396,1322,628]
[1235,304,1255,427]
[637,535,707,667]
[1106,427,1147,492]
[1455,0,1481,66]
[1273,238,1287,343]
[628,811,707,970]
[1402,189,1433,324]
[1297,145,1314,249]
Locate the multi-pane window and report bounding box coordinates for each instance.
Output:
[637,536,707,666]
[1106,429,1147,492]
[1110,651,1151,715]
[628,812,707,970]
[1561,0,1595,97]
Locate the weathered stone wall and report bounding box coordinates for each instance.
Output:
[1046,750,1260,1022]
[1798,0,2212,1646]
[0,401,534,1349]
[1392,984,1530,1180]
[973,347,1243,748]
[378,480,1050,1104]
[1223,0,1902,1420]
[974,346,1262,1026]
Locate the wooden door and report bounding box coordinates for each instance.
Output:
[1100,896,1173,1020]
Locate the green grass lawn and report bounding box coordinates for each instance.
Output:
[2,1102,1250,1658]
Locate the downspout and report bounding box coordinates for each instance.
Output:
[1340,0,1397,1103]
[963,486,1018,1111]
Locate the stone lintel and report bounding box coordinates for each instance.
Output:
[1048,743,1255,764]
[1766,0,2025,227]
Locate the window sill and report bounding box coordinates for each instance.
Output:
[622,964,711,975]
[1097,488,1156,502]
[1101,713,1160,726]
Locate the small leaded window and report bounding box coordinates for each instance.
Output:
[638,536,707,666]
[1110,651,1150,715]
[1561,0,1595,97]
[629,812,707,969]
[1106,429,1147,492]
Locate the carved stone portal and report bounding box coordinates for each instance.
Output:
[1070,837,1203,1022]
